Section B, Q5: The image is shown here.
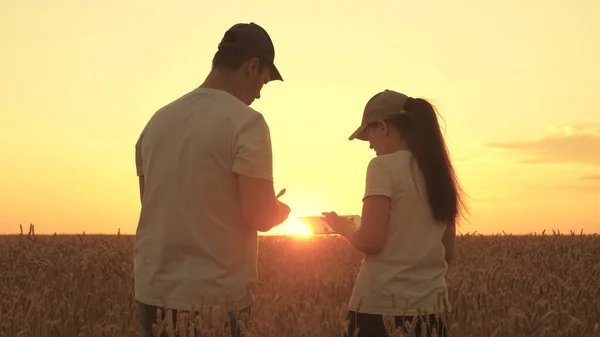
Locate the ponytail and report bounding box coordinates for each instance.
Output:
[389,98,465,225]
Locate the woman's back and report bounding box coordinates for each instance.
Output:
[348,150,450,316]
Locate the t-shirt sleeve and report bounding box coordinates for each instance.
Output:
[231,113,273,181]
[363,157,393,200]
[135,129,145,177]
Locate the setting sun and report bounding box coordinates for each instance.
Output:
[277,217,313,236]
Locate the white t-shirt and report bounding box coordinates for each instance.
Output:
[348,150,451,316]
[133,87,273,311]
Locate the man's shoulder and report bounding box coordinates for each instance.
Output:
[206,93,268,133]
[139,88,267,142]
[192,88,265,124]
[217,94,264,121]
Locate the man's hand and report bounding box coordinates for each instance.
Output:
[277,201,291,223]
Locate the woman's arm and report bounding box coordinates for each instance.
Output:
[340,195,390,255]
[330,157,392,254]
[442,221,456,265]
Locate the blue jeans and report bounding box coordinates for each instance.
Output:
[346,311,447,337]
[137,301,250,337]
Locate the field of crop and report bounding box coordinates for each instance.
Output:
[1,229,599,337]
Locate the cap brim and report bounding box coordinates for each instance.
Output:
[270,64,283,81]
[349,124,368,141]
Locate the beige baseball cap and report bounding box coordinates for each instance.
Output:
[349,89,410,141]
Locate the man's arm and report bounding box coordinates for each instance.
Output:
[139,176,145,204]
[233,113,289,232]
[238,176,290,232]
[135,129,145,204]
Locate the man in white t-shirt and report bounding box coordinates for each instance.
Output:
[133,22,291,337]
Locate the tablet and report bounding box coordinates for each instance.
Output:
[298,215,361,235]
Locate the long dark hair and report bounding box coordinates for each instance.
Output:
[386,97,466,225]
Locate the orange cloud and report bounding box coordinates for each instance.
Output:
[486,123,600,166]
[558,183,600,193]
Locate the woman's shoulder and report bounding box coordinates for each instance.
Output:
[369,150,412,167]
[366,151,413,181]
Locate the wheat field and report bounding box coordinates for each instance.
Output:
[1,226,599,337]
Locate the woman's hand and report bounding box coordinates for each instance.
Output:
[321,211,356,237]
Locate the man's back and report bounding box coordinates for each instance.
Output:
[134,87,273,311]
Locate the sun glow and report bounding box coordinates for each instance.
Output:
[280,217,313,236]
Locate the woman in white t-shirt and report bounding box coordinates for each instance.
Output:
[322,89,466,337]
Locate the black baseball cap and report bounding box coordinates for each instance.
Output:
[218,22,283,82]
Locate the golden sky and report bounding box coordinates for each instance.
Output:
[1,0,599,235]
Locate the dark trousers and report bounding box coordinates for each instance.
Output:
[137,301,250,337]
[346,311,447,337]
